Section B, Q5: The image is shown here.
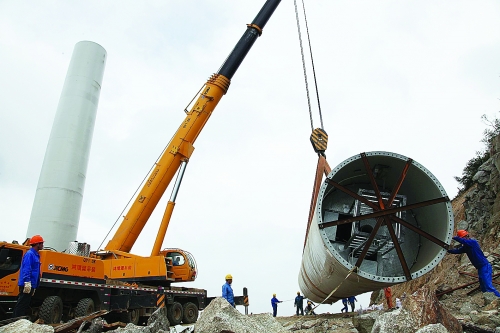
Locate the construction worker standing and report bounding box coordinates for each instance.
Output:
[447,230,500,297]
[341,298,348,313]
[13,235,44,318]
[347,296,357,312]
[294,291,304,315]
[222,274,235,307]
[384,287,393,309]
[271,293,282,317]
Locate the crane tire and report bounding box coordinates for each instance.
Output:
[75,298,94,318]
[167,302,183,325]
[119,309,140,325]
[39,295,63,324]
[182,302,198,324]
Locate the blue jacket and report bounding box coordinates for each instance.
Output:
[294,295,304,307]
[348,296,357,303]
[271,296,281,308]
[342,298,348,304]
[448,236,489,269]
[18,248,41,288]
[222,282,234,306]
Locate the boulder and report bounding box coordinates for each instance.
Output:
[351,310,380,333]
[111,307,169,333]
[146,307,170,332]
[469,310,500,328]
[0,319,54,333]
[371,287,462,333]
[483,292,500,305]
[404,287,462,332]
[414,323,449,333]
[370,308,418,333]
[459,301,478,314]
[194,297,287,333]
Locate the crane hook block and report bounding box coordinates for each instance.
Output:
[310,128,328,154]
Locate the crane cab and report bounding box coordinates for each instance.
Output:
[162,249,197,283]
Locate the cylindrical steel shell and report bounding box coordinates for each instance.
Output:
[299,151,453,303]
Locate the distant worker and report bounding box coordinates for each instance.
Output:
[447,230,500,297]
[305,301,316,315]
[294,291,304,316]
[395,297,402,309]
[341,297,348,313]
[13,235,44,318]
[271,293,282,317]
[222,274,235,307]
[384,287,393,309]
[348,295,357,312]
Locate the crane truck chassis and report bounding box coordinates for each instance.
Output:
[0,0,279,325]
[0,243,248,324]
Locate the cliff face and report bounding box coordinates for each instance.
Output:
[370,135,500,325]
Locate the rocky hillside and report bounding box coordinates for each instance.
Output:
[369,134,500,332]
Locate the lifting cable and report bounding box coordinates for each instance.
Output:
[294,0,352,312]
[293,0,324,132]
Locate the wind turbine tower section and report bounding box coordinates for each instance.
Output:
[27,41,107,251]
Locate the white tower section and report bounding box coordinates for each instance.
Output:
[27,41,106,251]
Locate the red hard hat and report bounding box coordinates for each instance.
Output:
[457,230,468,238]
[29,235,44,245]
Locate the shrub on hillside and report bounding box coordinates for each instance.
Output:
[454,114,500,195]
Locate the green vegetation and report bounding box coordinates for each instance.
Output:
[454,114,500,195]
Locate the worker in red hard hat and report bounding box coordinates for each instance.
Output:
[13,235,44,318]
[448,230,500,297]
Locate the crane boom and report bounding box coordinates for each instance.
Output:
[105,0,281,253]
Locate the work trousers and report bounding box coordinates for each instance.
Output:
[478,263,500,297]
[272,305,278,317]
[349,302,355,312]
[341,303,348,313]
[296,305,303,315]
[13,287,34,318]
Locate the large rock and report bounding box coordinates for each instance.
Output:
[371,287,462,333]
[469,310,500,328]
[351,311,380,333]
[111,307,169,333]
[415,323,449,333]
[0,319,54,333]
[276,313,357,332]
[194,297,287,333]
[404,287,462,332]
[146,307,170,332]
[370,308,419,333]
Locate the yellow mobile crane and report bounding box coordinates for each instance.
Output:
[0,0,281,326]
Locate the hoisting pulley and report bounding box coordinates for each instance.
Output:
[310,128,328,155]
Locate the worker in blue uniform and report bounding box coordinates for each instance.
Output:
[448,230,500,297]
[294,291,304,315]
[13,235,44,318]
[341,298,349,313]
[271,293,282,317]
[222,274,235,307]
[348,295,357,312]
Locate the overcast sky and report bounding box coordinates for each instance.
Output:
[1,0,499,316]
